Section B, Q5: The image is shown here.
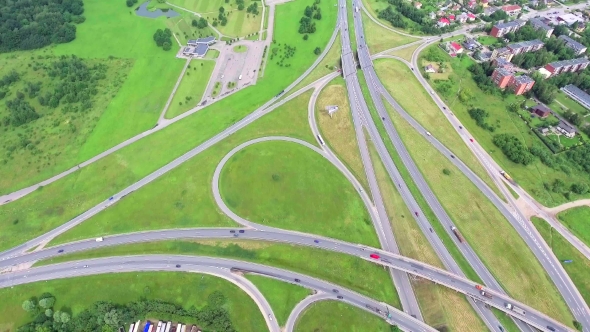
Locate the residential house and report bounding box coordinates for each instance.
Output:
[530,104,552,118]
[457,12,468,23]
[501,4,521,15]
[424,64,437,73]
[530,17,554,38]
[575,23,586,33]
[544,58,590,76]
[446,41,463,55]
[467,0,477,9]
[492,47,514,61]
[562,84,590,110]
[414,2,422,9]
[449,14,456,22]
[506,39,544,55]
[558,35,587,55]
[490,20,525,37]
[491,68,513,88]
[468,13,476,21]
[481,0,489,7]
[509,75,535,95]
[556,120,577,138]
[438,17,451,27]
[452,4,461,10]
[463,38,481,51]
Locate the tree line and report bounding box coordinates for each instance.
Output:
[153,28,173,51]
[299,0,322,35]
[18,291,237,332]
[0,0,84,52]
[381,0,454,34]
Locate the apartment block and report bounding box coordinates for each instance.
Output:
[509,75,535,95]
[544,58,590,76]
[507,39,544,55]
[530,18,554,38]
[490,20,525,37]
[558,35,587,55]
[492,68,513,88]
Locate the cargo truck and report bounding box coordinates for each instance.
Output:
[451,226,465,243]
[505,303,526,315]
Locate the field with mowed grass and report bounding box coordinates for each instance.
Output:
[48,90,316,246]
[165,12,216,45]
[37,240,401,308]
[419,43,590,207]
[367,141,488,331]
[1,0,338,253]
[168,0,263,37]
[384,102,575,326]
[165,59,215,119]
[316,79,369,192]
[245,275,310,326]
[557,206,590,247]
[373,58,500,197]
[532,217,590,307]
[388,43,421,61]
[361,10,418,54]
[290,33,341,93]
[219,140,379,246]
[294,301,392,331]
[0,272,265,332]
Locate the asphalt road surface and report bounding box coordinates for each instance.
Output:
[0,255,436,332]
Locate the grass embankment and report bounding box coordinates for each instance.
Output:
[1,1,337,252]
[373,58,500,198]
[49,91,316,245]
[245,275,310,326]
[360,0,423,35]
[168,0,262,37]
[1,0,185,193]
[295,301,391,331]
[0,272,265,332]
[388,43,421,61]
[418,43,590,207]
[316,79,369,192]
[532,217,590,306]
[165,60,215,119]
[367,140,487,331]
[290,33,341,93]
[361,10,418,54]
[557,206,590,247]
[36,240,402,308]
[383,102,575,326]
[219,141,379,247]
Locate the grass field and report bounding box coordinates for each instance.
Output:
[367,141,487,331]
[550,91,590,118]
[316,79,370,193]
[295,301,391,331]
[389,43,421,61]
[290,32,341,94]
[532,217,590,307]
[0,54,132,195]
[418,44,590,207]
[37,240,401,308]
[0,272,265,332]
[557,206,590,247]
[245,275,310,326]
[385,102,575,326]
[233,45,248,53]
[168,0,263,37]
[1,0,337,253]
[361,10,418,54]
[0,0,185,193]
[165,11,216,45]
[165,60,215,119]
[219,140,379,247]
[373,58,501,197]
[49,90,315,246]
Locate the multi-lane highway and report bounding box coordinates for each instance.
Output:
[0,255,435,332]
[0,228,573,331]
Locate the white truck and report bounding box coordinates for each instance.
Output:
[238,74,243,80]
[95,237,104,242]
[505,303,526,315]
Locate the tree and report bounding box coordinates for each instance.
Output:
[53,310,62,322]
[126,0,135,7]
[303,34,309,40]
[571,183,589,195]
[314,47,321,55]
[304,6,313,17]
[208,291,227,308]
[38,297,55,309]
[103,309,120,327]
[442,168,451,175]
[60,312,71,323]
[22,300,37,313]
[219,6,225,13]
[162,42,171,51]
[45,309,53,318]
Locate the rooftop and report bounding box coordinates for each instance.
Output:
[507,39,544,50]
[548,57,590,68]
[562,84,590,108]
[529,17,553,31]
[531,103,551,113]
[502,4,521,11]
[558,35,587,51]
[558,120,577,133]
[512,74,534,84]
[495,67,513,76]
[494,20,525,29]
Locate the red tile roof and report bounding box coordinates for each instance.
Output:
[439,18,450,24]
[449,14,456,20]
[450,42,462,51]
[468,13,476,18]
[502,4,521,11]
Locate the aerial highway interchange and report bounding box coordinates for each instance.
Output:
[2,0,590,331]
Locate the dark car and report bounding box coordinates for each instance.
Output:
[176,264,181,268]
[332,289,339,293]
[451,155,455,158]
[415,212,419,217]
[546,326,555,332]
[239,230,245,233]
[459,126,463,129]
[381,117,385,120]
[443,107,446,110]
[230,230,236,233]
[314,240,319,243]
[294,278,301,282]
[337,295,343,299]
[109,197,114,201]
[58,249,64,253]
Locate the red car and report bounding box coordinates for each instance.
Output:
[470,138,474,142]
[370,254,380,259]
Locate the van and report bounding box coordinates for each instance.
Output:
[239,75,243,80]
[426,131,431,136]
[96,237,104,242]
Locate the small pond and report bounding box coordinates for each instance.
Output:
[135,1,179,18]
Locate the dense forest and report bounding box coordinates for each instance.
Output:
[18,292,237,332]
[0,0,85,52]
